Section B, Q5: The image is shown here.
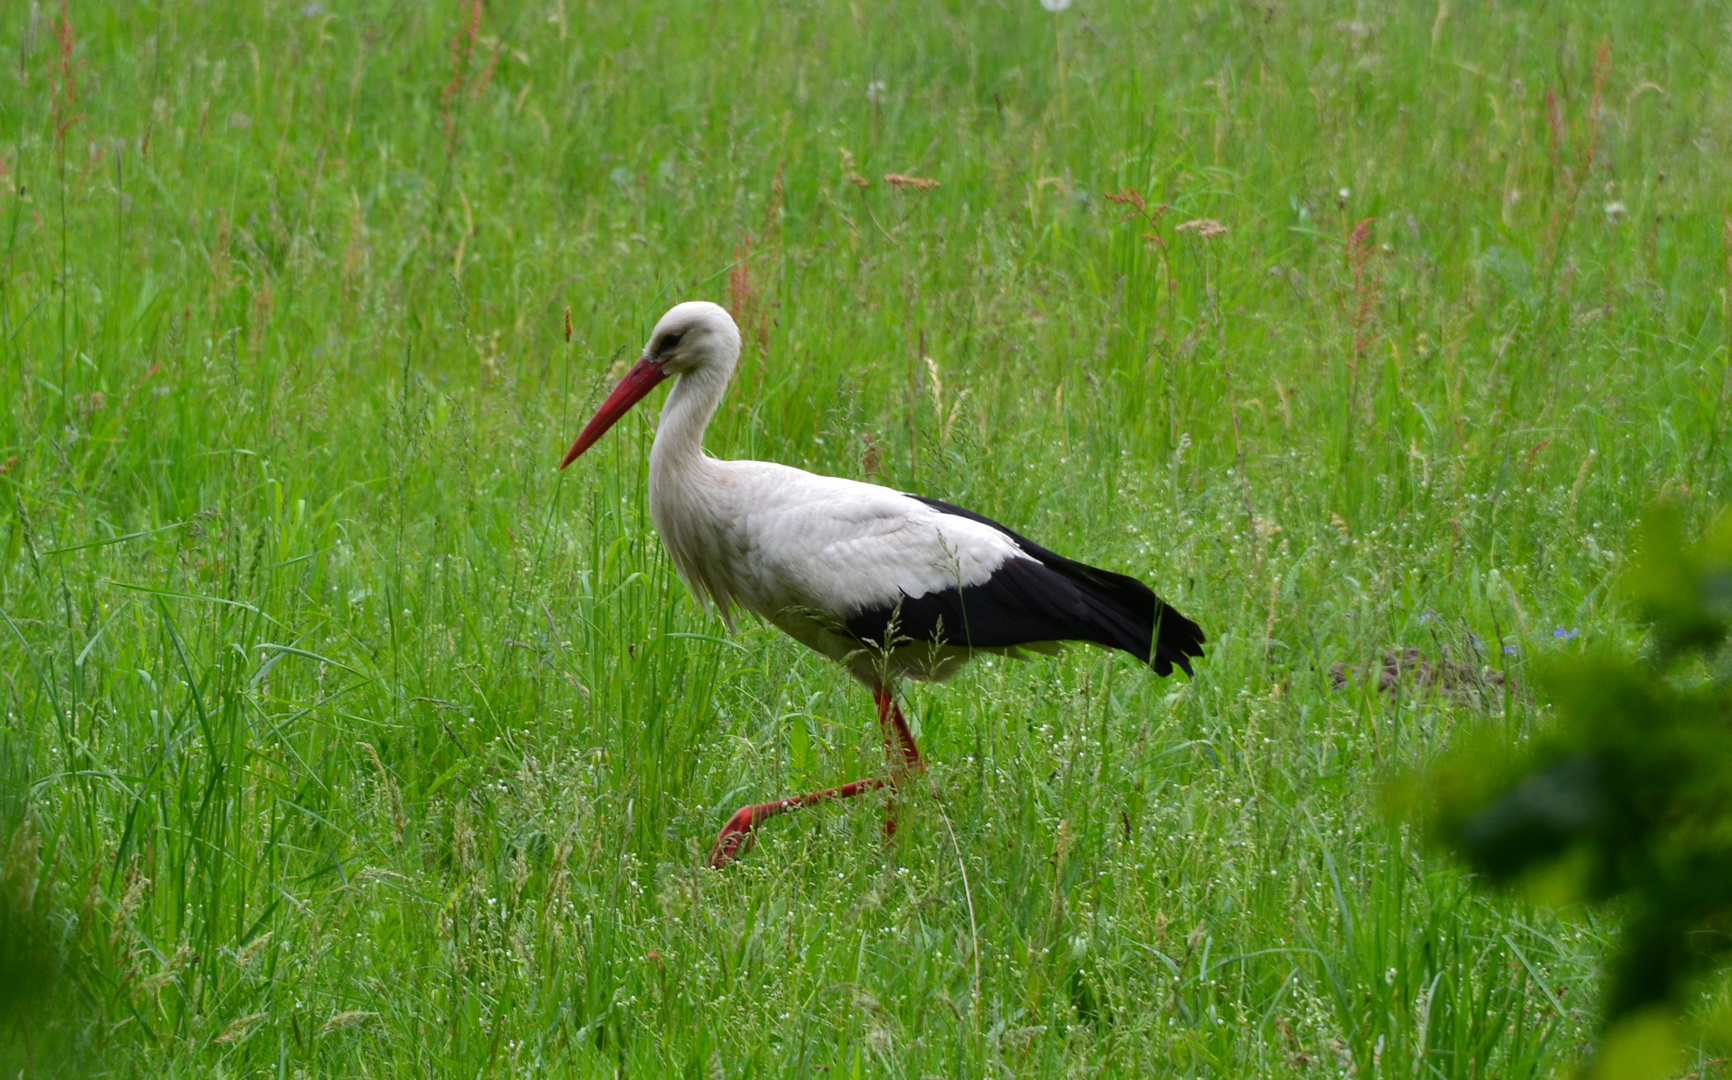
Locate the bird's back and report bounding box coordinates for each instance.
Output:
[649,458,1203,679]
[882,496,1205,677]
[654,459,1020,621]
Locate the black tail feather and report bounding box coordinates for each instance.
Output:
[853,496,1206,676]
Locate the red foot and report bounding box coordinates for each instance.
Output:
[708,803,769,868]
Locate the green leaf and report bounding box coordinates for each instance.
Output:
[1588,1010,1680,1080]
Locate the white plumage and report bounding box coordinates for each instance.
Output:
[659,459,1033,683]
[560,301,1203,866]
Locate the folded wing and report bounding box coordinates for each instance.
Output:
[839,495,1205,677]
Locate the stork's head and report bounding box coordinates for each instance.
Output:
[558,301,741,468]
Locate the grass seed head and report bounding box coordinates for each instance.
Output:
[213,1013,264,1045]
[234,931,272,967]
[320,1010,378,1035]
[1175,218,1227,238]
[883,173,939,191]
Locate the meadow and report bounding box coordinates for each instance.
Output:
[2,0,1730,1075]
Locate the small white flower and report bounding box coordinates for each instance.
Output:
[1041,0,1072,11]
[866,80,888,104]
[1604,200,1627,223]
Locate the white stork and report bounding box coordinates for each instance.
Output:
[560,301,1204,867]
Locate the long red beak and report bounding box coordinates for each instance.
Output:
[558,358,670,469]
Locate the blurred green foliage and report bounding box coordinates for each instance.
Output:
[0,818,91,1078]
[1416,503,1732,1074]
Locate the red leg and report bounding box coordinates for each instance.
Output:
[707,686,927,868]
[874,686,925,775]
[707,777,885,868]
[873,686,925,839]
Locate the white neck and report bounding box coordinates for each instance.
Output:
[650,364,729,478]
[646,361,735,616]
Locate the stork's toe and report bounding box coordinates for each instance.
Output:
[707,805,760,868]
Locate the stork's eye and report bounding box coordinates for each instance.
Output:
[659,332,684,353]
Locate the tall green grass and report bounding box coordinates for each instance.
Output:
[1,0,1728,1074]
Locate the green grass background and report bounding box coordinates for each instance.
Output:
[2,0,1729,1075]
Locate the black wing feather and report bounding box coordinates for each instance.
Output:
[844,495,1205,676]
